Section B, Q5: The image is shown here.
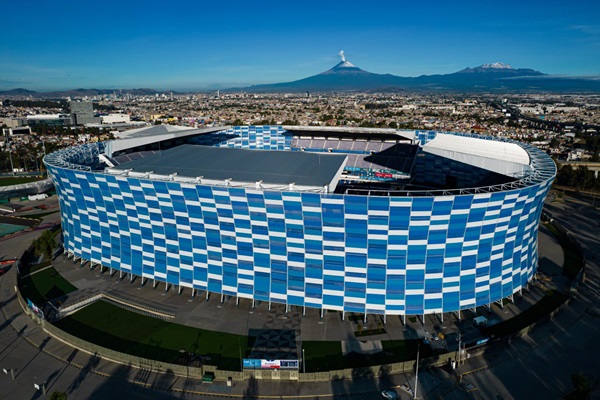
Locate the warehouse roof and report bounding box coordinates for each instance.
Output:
[113,144,348,189]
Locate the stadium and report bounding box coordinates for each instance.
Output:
[44,125,556,317]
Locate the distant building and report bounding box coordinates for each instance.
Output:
[101,114,131,124]
[3,126,32,137]
[0,118,20,128]
[24,114,73,126]
[70,101,100,125]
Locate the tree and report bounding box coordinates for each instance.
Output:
[50,391,68,400]
[572,372,590,394]
[33,230,55,260]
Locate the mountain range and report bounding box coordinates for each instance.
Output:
[232,59,600,93]
[2,60,600,96]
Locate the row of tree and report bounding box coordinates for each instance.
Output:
[555,164,600,192]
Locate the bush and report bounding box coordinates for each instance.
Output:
[50,391,68,400]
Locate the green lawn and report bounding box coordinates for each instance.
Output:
[19,266,77,305]
[0,176,45,187]
[303,338,438,372]
[28,260,52,274]
[54,301,253,371]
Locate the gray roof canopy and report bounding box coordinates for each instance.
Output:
[115,144,347,187]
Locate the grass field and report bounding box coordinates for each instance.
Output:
[303,338,438,372]
[0,176,44,187]
[54,301,254,371]
[19,266,77,305]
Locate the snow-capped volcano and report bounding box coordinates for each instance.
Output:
[225,53,600,93]
[333,60,357,69]
[481,62,514,69]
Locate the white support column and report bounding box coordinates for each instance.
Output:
[153,279,156,288]
[178,286,182,295]
[320,308,324,318]
[119,270,123,279]
[236,296,239,306]
[191,288,195,298]
[342,311,345,320]
[221,293,224,303]
[165,282,169,292]
[364,313,367,323]
[252,299,255,308]
[303,306,305,316]
[269,301,271,311]
[206,290,209,300]
[130,273,133,282]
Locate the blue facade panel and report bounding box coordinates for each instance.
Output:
[46,128,555,315]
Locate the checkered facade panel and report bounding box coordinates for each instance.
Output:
[190,125,292,150]
[45,129,555,315]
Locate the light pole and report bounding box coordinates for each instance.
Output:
[2,368,14,380]
[414,343,420,399]
[4,135,14,176]
[302,348,305,374]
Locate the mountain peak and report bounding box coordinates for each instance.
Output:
[480,62,513,69]
[330,50,359,70]
[332,60,357,69]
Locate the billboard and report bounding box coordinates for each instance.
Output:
[243,359,299,370]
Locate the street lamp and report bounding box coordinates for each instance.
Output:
[302,348,305,374]
[414,343,420,399]
[2,368,14,380]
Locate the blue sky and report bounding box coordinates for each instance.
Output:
[1,0,599,91]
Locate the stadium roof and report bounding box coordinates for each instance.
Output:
[105,125,227,157]
[114,124,197,139]
[422,134,532,177]
[112,144,348,191]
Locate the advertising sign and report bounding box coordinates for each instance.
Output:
[243,359,299,370]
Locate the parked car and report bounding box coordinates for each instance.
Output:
[381,389,398,399]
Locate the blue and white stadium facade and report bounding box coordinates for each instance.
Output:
[44,125,556,316]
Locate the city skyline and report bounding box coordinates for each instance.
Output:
[2,0,599,91]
